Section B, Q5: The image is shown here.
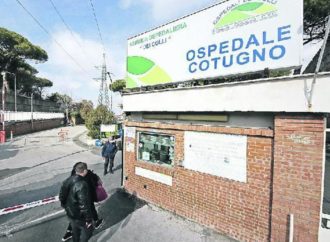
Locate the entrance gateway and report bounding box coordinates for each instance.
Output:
[123,0,330,241]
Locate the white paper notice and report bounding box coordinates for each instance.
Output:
[125,127,136,139]
[184,131,247,182]
[126,142,135,152]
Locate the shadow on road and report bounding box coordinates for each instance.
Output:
[0,168,28,180]
[0,144,20,160]
[94,189,145,240]
[112,164,122,172]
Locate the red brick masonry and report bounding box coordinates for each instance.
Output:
[124,115,325,242]
[271,115,325,242]
[5,119,63,137]
[124,121,273,241]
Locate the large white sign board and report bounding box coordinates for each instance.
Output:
[127,0,303,88]
[184,131,247,182]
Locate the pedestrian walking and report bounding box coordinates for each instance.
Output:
[59,162,94,242]
[60,162,104,241]
[101,136,117,175]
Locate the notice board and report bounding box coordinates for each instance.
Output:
[184,131,247,182]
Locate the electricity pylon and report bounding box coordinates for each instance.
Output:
[96,53,110,109]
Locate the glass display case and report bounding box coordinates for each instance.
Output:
[137,132,175,166]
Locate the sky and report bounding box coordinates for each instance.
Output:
[0,0,323,114]
[0,0,223,114]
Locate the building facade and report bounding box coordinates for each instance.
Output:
[122,73,330,242]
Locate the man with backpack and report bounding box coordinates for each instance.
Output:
[101,136,117,175]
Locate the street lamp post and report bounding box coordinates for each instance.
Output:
[7,72,16,112]
[31,93,34,130]
[13,74,16,112]
[1,71,17,112]
[1,71,6,130]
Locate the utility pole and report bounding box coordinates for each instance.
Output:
[1,71,17,112]
[31,93,33,130]
[1,72,7,131]
[14,73,16,112]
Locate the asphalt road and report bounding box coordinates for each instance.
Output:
[0,189,145,242]
[0,126,259,242]
[0,126,126,241]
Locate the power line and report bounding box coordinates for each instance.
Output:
[15,0,88,74]
[48,0,97,67]
[88,0,105,53]
[88,0,114,110]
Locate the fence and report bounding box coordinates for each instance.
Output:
[2,111,64,122]
[0,90,62,112]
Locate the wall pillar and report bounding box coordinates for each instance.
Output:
[271,115,325,241]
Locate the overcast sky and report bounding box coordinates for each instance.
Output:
[0,0,323,114]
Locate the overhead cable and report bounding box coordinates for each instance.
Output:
[88,0,106,53]
[15,0,88,74]
[48,0,97,67]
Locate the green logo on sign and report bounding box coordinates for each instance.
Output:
[215,2,277,29]
[126,56,172,88]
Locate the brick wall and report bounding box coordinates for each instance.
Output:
[4,119,63,137]
[124,121,273,242]
[271,115,325,242]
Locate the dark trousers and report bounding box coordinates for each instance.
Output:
[67,203,98,231]
[68,218,93,242]
[104,156,114,173]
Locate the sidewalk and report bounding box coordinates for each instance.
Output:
[91,193,236,242]
[0,188,236,242]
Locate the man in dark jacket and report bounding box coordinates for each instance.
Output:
[61,163,104,241]
[101,136,117,175]
[59,162,94,242]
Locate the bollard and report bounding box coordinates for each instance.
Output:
[10,130,13,141]
[0,131,5,143]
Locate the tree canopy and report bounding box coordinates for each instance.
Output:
[47,92,72,107]
[79,100,94,121]
[110,79,126,92]
[304,0,330,44]
[0,27,52,97]
[85,105,115,138]
[0,27,48,68]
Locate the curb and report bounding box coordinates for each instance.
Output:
[72,131,101,155]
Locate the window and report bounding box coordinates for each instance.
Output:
[137,132,175,166]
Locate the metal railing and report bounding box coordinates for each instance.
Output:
[2,111,64,122]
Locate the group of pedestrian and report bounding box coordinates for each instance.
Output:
[59,136,118,242]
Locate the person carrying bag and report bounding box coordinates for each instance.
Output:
[60,162,106,241]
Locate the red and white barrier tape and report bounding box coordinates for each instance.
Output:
[0,196,59,216]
